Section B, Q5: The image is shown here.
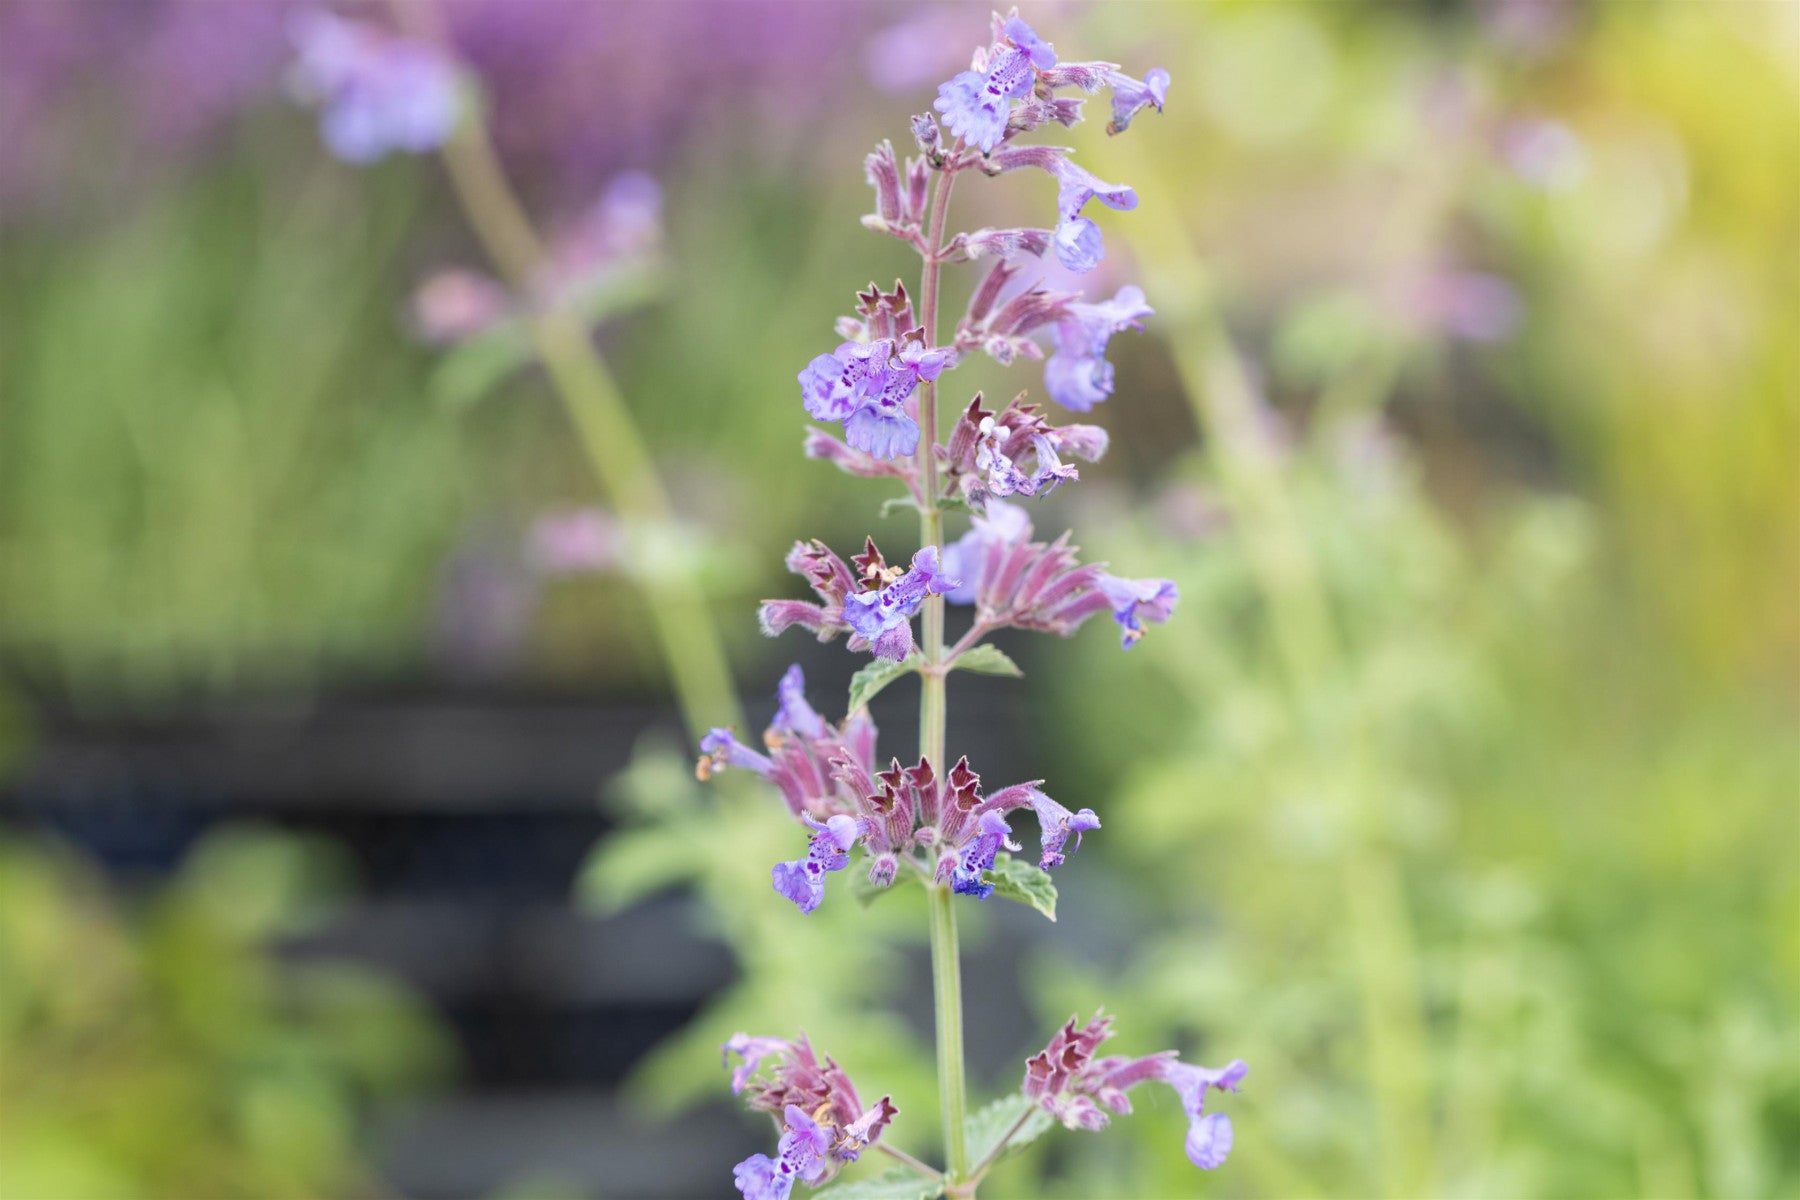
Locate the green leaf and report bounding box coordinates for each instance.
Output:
[810,1170,944,1200]
[429,320,532,409]
[878,495,919,519]
[964,1094,1055,1170]
[948,644,1023,679]
[848,653,920,711]
[573,825,700,913]
[984,853,1057,921]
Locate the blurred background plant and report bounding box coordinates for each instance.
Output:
[0,1,1794,1198]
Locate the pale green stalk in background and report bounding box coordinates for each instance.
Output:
[391,0,741,738]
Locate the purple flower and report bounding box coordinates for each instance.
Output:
[410,268,511,343]
[798,337,946,461]
[1095,574,1179,647]
[1003,17,1058,70]
[771,813,861,913]
[724,1035,900,1191]
[1018,787,1101,869]
[949,809,1019,898]
[528,507,623,575]
[944,396,1109,506]
[1051,159,1137,272]
[733,1104,834,1200]
[1043,285,1154,412]
[1160,1060,1248,1170]
[841,546,960,661]
[942,500,1033,605]
[698,728,775,780]
[1105,67,1170,135]
[773,663,828,740]
[932,18,1055,153]
[1053,217,1106,275]
[1021,1014,1245,1169]
[722,1033,793,1094]
[975,421,1081,499]
[837,1097,900,1162]
[288,10,461,164]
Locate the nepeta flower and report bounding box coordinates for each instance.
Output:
[944,396,1109,506]
[1017,786,1101,869]
[1022,1014,1246,1170]
[799,336,947,461]
[1105,67,1170,135]
[697,664,877,819]
[1095,573,1180,647]
[772,813,860,913]
[734,1104,832,1200]
[841,546,960,660]
[948,809,1019,898]
[724,1033,900,1193]
[934,16,1056,153]
[723,1034,794,1094]
[1043,285,1155,412]
[288,10,460,164]
[1162,1059,1248,1169]
[1051,159,1137,273]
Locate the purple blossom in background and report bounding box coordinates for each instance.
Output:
[411,268,513,344]
[528,508,624,576]
[288,9,461,164]
[1496,115,1586,189]
[1402,269,1523,343]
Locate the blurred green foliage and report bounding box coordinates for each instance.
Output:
[0,827,452,1199]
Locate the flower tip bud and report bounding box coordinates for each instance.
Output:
[867,854,899,889]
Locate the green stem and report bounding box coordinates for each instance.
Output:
[929,882,970,1193]
[916,162,971,1192]
[393,0,741,737]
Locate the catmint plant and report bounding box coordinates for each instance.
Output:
[698,12,1243,1198]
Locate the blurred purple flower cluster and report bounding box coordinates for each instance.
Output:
[0,0,864,218]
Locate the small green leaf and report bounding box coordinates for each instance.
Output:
[574,825,700,913]
[948,644,1023,679]
[810,1170,944,1200]
[964,1094,1055,1169]
[878,495,920,519]
[984,853,1057,921]
[430,320,532,409]
[848,653,920,711]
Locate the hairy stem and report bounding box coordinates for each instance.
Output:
[968,1105,1035,1185]
[917,163,971,1192]
[875,1140,943,1181]
[391,0,741,737]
